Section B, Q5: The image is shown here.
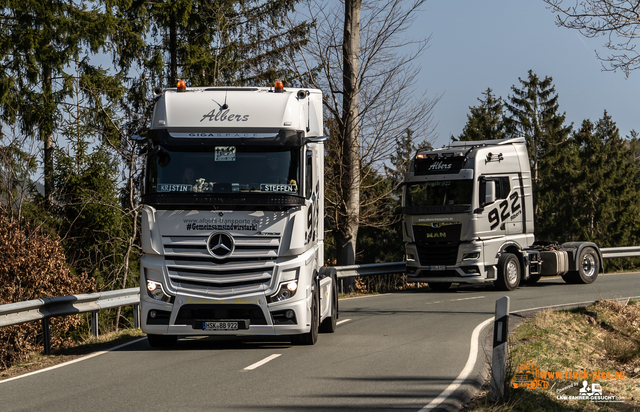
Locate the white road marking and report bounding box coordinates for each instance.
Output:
[0,337,147,384]
[244,354,281,371]
[337,319,351,325]
[420,317,493,411]
[450,296,485,302]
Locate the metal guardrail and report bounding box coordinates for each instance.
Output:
[335,261,406,279]
[600,246,640,259]
[0,246,638,354]
[0,288,140,354]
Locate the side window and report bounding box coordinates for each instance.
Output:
[479,176,511,205]
[495,177,510,200]
[305,150,313,199]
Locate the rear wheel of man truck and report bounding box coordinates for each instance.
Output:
[562,247,599,284]
[495,253,521,291]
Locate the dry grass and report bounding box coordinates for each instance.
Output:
[465,299,640,411]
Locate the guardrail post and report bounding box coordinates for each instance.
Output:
[490,296,510,402]
[41,317,51,355]
[133,304,140,329]
[91,311,99,337]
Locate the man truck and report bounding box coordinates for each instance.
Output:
[402,137,603,291]
[136,81,337,346]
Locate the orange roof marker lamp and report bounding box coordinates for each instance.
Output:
[274,80,284,93]
[176,80,187,92]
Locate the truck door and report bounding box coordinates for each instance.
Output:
[476,175,520,236]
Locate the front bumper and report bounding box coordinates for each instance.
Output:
[141,290,312,336]
[405,241,496,284]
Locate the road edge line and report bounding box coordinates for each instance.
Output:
[420,317,493,411]
[0,337,147,384]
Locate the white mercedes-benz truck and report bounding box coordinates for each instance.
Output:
[137,82,337,346]
[402,137,603,291]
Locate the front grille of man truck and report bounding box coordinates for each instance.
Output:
[162,235,279,296]
[413,224,462,266]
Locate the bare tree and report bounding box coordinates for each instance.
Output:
[544,0,640,76]
[287,0,440,273]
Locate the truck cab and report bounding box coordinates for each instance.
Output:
[137,84,337,346]
[402,137,603,291]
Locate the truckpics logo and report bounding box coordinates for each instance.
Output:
[511,360,549,390]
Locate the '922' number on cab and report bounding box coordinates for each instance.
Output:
[489,191,520,230]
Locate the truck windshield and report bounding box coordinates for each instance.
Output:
[404,180,473,207]
[146,145,301,196]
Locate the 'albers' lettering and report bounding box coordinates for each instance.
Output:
[428,161,452,171]
[201,108,250,123]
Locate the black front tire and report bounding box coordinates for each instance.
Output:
[291,286,319,345]
[147,334,177,348]
[495,253,521,291]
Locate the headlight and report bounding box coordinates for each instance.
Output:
[462,252,481,261]
[268,280,298,303]
[146,280,172,302]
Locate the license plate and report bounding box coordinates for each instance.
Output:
[429,265,446,271]
[203,321,238,331]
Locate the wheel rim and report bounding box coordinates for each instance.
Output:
[506,260,518,285]
[582,253,596,278]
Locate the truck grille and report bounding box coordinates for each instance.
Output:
[162,235,279,296]
[413,224,461,266]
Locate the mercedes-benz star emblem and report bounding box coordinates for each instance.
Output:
[207,232,234,259]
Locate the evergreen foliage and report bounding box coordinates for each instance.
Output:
[570,113,640,248]
[455,88,515,142]
[505,70,572,217]
[0,0,134,202]
[134,0,311,87]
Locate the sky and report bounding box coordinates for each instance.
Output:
[410,0,640,148]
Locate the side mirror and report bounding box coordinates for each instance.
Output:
[485,180,496,205]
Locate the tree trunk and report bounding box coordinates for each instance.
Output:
[169,11,178,86]
[115,151,139,331]
[338,0,362,291]
[43,64,54,207]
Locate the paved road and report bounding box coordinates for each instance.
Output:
[2,273,639,412]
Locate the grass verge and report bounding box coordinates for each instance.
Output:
[465,299,640,411]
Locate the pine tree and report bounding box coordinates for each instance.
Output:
[0,0,136,205]
[505,70,572,218]
[136,0,311,87]
[456,88,515,141]
[571,112,640,249]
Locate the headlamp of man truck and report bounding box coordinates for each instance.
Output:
[146,280,173,303]
[462,252,481,261]
[268,280,298,303]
